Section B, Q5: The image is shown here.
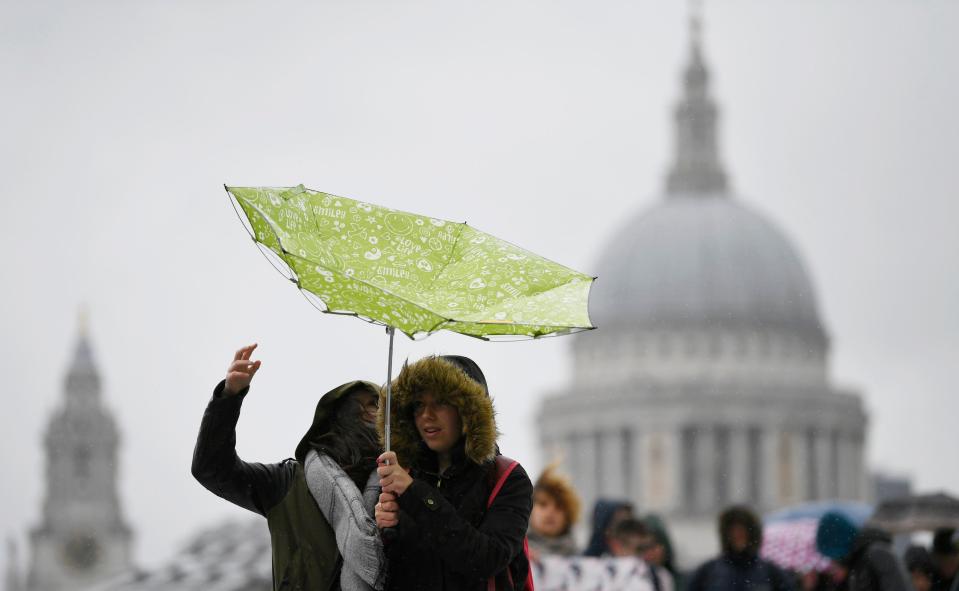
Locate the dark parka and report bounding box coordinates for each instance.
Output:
[841,528,912,591]
[378,355,533,591]
[687,507,795,591]
[191,379,380,591]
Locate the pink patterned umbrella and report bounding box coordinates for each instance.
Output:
[761,518,832,573]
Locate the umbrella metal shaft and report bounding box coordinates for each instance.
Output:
[385,326,395,454]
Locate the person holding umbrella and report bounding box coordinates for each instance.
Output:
[373,355,534,591]
[191,344,386,591]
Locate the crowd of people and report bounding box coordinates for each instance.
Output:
[525,472,959,591]
[191,345,958,591]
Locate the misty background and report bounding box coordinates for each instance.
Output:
[1,0,956,575]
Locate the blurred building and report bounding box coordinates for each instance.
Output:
[84,520,270,591]
[536,17,869,566]
[5,319,134,591]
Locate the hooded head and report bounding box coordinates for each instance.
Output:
[583,499,634,557]
[379,355,498,469]
[816,510,862,562]
[295,380,381,488]
[718,506,763,559]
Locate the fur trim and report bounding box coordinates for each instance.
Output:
[534,462,582,531]
[378,355,498,469]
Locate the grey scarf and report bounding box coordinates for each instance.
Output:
[305,449,385,591]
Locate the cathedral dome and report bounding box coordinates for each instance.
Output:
[590,194,826,339]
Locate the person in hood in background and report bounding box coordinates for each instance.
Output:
[815,510,910,591]
[527,462,582,560]
[687,506,795,591]
[373,355,533,591]
[191,344,386,591]
[583,499,635,557]
[644,514,682,589]
[905,545,939,591]
[930,529,959,591]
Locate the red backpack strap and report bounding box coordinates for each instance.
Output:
[486,456,534,590]
[487,455,519,508]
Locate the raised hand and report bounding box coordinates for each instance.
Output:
[223,344,261,396]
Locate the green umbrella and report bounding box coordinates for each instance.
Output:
[225,184,594,449]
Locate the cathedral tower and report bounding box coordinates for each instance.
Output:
[26,317,132,590]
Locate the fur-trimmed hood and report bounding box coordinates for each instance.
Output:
[378,355,498,469]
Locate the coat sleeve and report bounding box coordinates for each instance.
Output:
[396,462,533,579]
[190,380,293,516]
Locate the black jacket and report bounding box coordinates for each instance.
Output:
[379,355,533,591]
[191,379,381,590]
[387,442,533,591]
[842,529,911,591]
[688,506,795,591]
[191,381,296,515]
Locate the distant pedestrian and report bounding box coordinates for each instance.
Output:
[815,510,910,591]
[687,506,795,591]
[527,463,582,560]
[931,529,959,591]
[583,499,635,557]
[608,518,676,591]
[905,545,938,591]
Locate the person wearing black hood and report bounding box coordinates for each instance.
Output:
[687,506,795,591]
[815,510,910,591]
[583,499,635,557]
[373,355,534,590]
[191,344,386,591]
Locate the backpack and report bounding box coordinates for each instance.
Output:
[486,456,535,591]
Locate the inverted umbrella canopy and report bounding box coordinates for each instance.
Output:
[225,184,594,340]
[225,184,595,457]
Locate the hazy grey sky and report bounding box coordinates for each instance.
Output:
[2,0,956,573]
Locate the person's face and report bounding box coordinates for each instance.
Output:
[728,523,750,553]
[413,392,463,455]
[911,571,932,591]
[353,390,379,426]
[640,537,665,566]
[605,506,633,537]
[609,534,647,558]
[531,492,568,538]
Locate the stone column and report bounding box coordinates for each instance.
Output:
[572,431,599,514]
[792,430,809,503]
[599,429,626,499]
[694,424,716,513]
[814,432,832,501]
[837,433,856,500]
[629,425,645,506]
[850,432,866,500]
[643,429,680,513]
[760,427,779,510]
[728,427,750,504]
